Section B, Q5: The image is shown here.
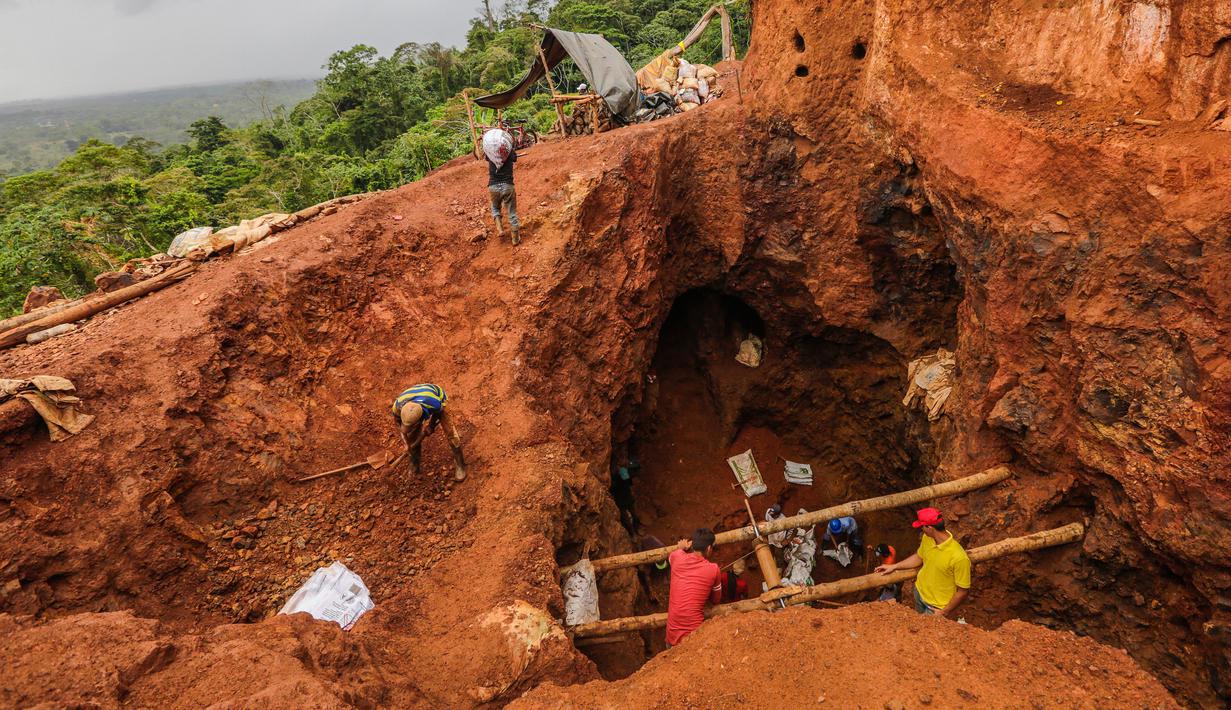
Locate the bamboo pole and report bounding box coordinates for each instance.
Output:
[569,522,1085,638]
[0,262,197,349]
[588,466,1013,573]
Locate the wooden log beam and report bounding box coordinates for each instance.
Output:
[588,466,1013,573]
[0,262,196,349]
[0,297,88,333]
[569,522,1085,638]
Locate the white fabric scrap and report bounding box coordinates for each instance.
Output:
[727,449,766,497]
[279,561,374,630]
[903,347,956,420]
[561,559,600,625]
[735,334,763,368]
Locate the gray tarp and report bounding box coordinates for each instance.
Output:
[474,28,639,120]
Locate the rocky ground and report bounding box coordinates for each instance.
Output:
[2,0,1230,706]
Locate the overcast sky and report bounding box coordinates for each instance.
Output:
[0,0,473,103]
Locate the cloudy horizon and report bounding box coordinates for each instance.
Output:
[0,0,473,104]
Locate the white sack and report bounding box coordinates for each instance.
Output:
[482,129,514,169]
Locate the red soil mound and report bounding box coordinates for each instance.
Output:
[514,604,1177,710]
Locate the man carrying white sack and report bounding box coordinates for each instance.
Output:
[482,128,521,245]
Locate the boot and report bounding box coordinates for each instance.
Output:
[510,225,521,246]
[493,215,504,235]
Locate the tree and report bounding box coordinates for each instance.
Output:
[188,116,228,152]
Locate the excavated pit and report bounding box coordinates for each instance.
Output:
[582,286,951,677]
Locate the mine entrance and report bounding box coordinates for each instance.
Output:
[602,288,929,666]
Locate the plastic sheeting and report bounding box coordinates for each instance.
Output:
[474,28,639,120]
[279,561,374,630]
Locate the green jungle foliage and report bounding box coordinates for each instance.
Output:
[0,0,749,317]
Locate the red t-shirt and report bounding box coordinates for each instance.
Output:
[666,549,722,646]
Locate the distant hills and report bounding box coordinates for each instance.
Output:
[0,79,317,176]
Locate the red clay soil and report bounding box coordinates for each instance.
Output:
[1,0,1230,706]
[514,604,1178,710]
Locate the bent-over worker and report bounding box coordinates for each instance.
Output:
[666,528,723,646]
[872,543,900,602]
[392,383,467,482]
[876,508,971,617]
[823,516,864,554]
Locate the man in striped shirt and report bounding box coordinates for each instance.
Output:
[392,384,467,481]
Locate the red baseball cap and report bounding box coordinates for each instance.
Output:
[912,507,943,528]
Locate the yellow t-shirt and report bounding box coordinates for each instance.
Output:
[915,532,971,609]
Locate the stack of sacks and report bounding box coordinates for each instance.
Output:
[637,55,724,113]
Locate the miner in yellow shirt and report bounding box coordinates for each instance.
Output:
[875,507,971,617]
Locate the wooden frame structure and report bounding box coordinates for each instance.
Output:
[570,522,1086,638]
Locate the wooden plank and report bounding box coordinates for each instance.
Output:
[588,466,1013,573]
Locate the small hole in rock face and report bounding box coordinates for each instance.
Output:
[851,41,867,59]
[793,31,805,52]
[795,65,809,77]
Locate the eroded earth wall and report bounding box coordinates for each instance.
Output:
[0,0,1228,707]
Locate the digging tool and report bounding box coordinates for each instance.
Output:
[295,450,405,483]
[744,499,783,590]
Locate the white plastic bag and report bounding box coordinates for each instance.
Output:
[279,561,374,630]
[677,58,696,79]
[167,226,213,258]
[698,78,710,100]
[561,559,600,625]
[482,129,514,169]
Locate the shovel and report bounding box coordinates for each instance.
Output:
[296,450,405,483]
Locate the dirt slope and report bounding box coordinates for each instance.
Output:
[1,0,1229,706]
[513,604,1177,710]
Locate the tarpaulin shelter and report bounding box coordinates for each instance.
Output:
[474,27,639,121]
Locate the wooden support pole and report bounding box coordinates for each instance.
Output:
[0,262,197,349]
[718,5,734,62]
[568,522,1085,638]
[463,91,481,159]
[0,296,88,333]
[588,466,1013,573]
[538,45,567,137]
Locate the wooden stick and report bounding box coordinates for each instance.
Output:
[0,296,88,333]
[0,262,196,349]
[1132,118,1162,126]
[463,90,481,159]
[569,523,1084,638]
[589,466,1013,572]
[538,45,567,137]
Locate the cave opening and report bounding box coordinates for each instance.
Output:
[793,30,806,52]
[851,40,867,59]
[590,288,930,675]
[794,64,810,77]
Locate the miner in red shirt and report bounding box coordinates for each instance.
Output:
[666,528,723,646]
